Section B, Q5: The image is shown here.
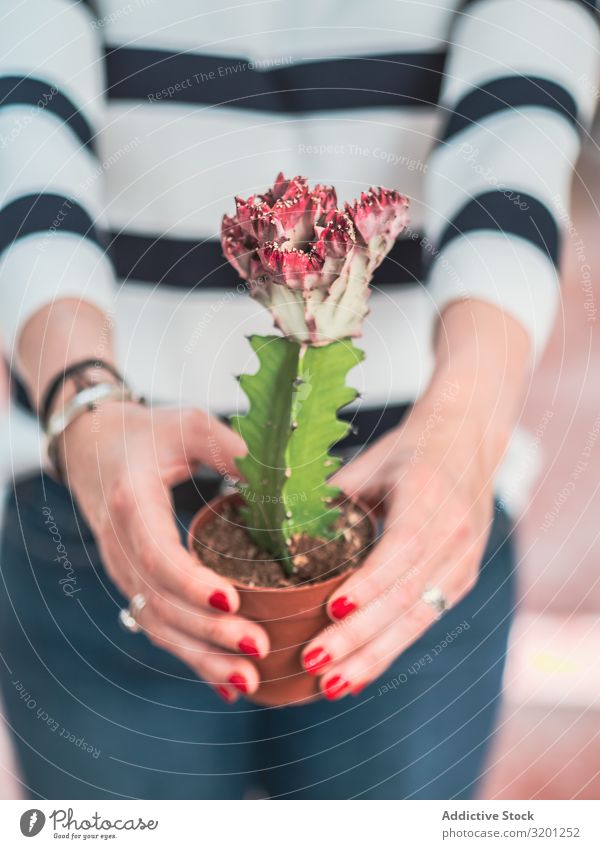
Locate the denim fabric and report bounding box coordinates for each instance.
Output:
[0,474,515,799]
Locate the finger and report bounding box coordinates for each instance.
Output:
[144,588,269,659]
[179,407,246,478]
[108,473,241,614]
[137,615,261,700]
[305,552,478,687]
[318,630,398,699]
[302,530,464,678]
[325,493,475,622]
[325,516,429,622]
[331,430,406,503]
[316,616,424,700]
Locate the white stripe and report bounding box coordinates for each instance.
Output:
[99,0,458,57]
[0,0,105,128]
[426,231,559,362]
[425,109,580,243]
[442,0,600,126]
[0,233,115,354]
[0,109,106,215]
[113,281,435,412]
[101,104,437,235]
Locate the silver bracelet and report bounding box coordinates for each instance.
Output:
[45,381,144,483]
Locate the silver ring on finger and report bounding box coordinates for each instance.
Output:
[421,585,447,619]
[119,593,147,633]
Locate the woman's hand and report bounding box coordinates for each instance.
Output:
[61,401,269,703]
[301,406,494,698]
[302,300,530,699]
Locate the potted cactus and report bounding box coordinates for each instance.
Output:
[188,174,409,705]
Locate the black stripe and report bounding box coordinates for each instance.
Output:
[336,403,411,449]
[0,76,95,151]
[108,232,424,289]
[0,193,107,256]
[443,76,579,142]
[77,0,100,14]
[436,190,559,266]
[10,362,411,448]
[104,46,446,111]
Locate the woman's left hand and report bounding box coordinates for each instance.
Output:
[301,388,499,700]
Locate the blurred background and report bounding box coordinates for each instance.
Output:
[478,117,600,800]
[1,122,599,803]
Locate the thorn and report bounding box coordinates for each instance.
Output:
[284,468,292,478]
[291,421,298,430]
[293,377,304,387]
[286,538,292,547]
[233,374,242,382]
[285,510,293,519]
[324,460,333,467]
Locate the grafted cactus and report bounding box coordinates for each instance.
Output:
[222,175,409,571]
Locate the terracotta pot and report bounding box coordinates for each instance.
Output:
[187,492,374,707]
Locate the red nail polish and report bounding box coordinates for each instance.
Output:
[209,591,230,613]
[229,673,249,694]
[214,685,234,702]
[303,646,332,675]
[323,675,350,700]
[330,596,357,620]
[238,636,260,658]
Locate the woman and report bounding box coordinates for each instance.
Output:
[0,0,597,799]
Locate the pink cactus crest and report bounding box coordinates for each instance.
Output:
[221,173,409,344]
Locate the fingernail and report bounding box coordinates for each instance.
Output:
[229,673,249,694]
[238,636,260,658]
[303,646,332,675]
[214,685,235,703]
[351,681,367,696]
[330,596,357,620]
[209,591,230,613]
[323,675,350,700]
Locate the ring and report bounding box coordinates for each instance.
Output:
[118,593,147,633]
[421,585,447,619]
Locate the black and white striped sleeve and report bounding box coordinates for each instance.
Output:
[425,0,600,359]
[0,0,114,353]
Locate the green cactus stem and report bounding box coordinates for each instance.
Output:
[231,334,364,573]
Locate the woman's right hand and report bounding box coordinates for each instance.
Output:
[59,400,269,702]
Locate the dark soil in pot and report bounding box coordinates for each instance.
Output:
[188,493,375,707]
[195,496,373,588]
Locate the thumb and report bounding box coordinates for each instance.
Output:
[331,447,383,504]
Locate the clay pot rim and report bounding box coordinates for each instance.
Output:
[187,491,375,596]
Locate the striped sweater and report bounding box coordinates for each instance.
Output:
[1,0,599,485]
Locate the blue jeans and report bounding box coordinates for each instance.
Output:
[0,474,515,799]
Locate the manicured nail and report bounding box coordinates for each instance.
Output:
[330,596,357,620]
[238,636,260,658]
[209,591,230,613]
[303,646,332,675]
[323,675,350,700]
[229,673,249,694]
[214,685,235,703]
